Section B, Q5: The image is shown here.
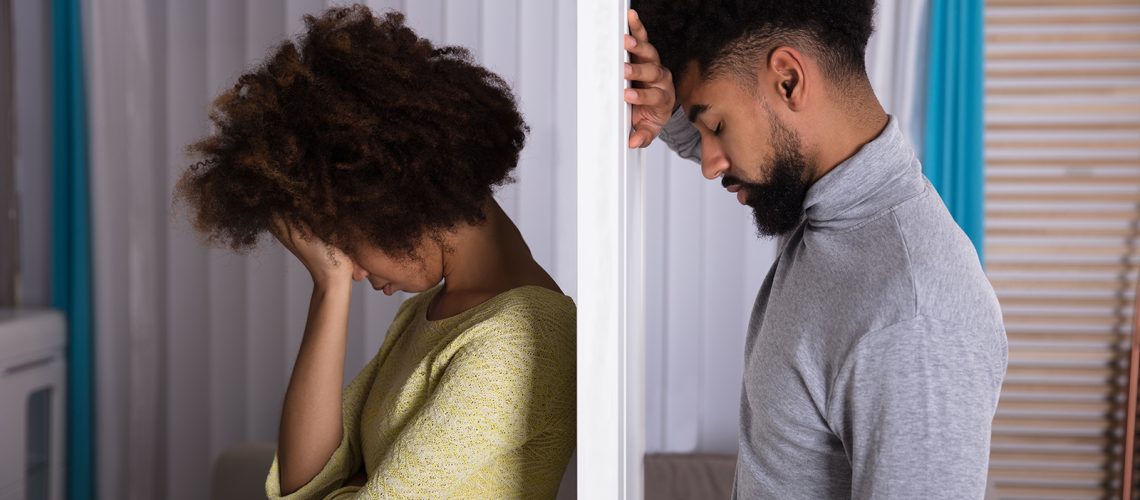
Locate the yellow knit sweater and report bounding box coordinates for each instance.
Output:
[265,285,576,499]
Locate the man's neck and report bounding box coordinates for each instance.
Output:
[809,98,890,183]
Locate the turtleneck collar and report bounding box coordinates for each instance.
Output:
[802,116,925,232]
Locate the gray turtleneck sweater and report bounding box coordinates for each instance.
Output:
[659,110,1007,499]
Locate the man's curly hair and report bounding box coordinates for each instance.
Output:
[175,5,527,260]
[632,0,875,88]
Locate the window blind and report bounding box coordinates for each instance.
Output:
[985,0,1140,498]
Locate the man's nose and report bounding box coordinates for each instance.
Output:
[700,142,730,180]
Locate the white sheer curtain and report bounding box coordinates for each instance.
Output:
[83,1,576,498]
[643,0,930,455]
[866,0,930,157]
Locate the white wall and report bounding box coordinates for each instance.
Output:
[642,0,929,455]
[84,1,576,499]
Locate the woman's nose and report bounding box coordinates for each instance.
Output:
[352,265,368,282]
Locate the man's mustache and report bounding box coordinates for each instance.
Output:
[722,175,745,189]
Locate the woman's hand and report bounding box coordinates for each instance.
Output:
[270,217,355,286]
[274,216,356,495]
[624,8,676,149]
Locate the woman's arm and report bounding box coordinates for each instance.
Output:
[270,219,357,495]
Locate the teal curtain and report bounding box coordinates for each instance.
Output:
[50,0,94,497]
[924,0,985,262]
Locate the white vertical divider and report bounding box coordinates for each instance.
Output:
[206,0,249,462]
[578,0,645,497]
[244,0,288,443]
[165,2,211,499]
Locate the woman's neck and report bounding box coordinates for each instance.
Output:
[436,198,554,295]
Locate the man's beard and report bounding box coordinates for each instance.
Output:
[721,112,811,237]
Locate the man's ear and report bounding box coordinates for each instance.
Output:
[768,47,806,109]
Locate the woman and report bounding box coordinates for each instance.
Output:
[175,6,575,499]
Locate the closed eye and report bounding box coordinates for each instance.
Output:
[713,122,723,137]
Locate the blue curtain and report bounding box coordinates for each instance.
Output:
[50,0,94,497]
[924,0,985,262]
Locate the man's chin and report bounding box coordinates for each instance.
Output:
[746,199,805,237]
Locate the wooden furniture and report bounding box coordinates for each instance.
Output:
[1125,279,1139,500]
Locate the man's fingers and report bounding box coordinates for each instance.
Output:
[628,127,658,149]
[624,87,669,107]
[625,62,669,85]
[624,34,660,64]
[628,9,650,46]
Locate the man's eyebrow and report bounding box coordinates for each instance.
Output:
[688,104,709,124]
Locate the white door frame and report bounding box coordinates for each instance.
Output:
[577,0,645,497]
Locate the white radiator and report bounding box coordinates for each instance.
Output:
[0,309,65,500]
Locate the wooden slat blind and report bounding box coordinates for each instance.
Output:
[985,1,1140,498]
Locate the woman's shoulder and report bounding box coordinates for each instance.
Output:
[447,286,575,356]
[478,286,575,332]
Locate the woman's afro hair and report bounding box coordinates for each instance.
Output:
[175,4,527,259]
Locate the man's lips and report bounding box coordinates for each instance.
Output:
[722,176,748,205]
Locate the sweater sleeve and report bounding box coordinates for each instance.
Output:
[264,347,382,500]
[827,315,1007,500]
[658,106,702,164]
[351,321,574,499]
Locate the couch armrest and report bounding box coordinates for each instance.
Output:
[211,442,276,500]
[644,453,736,500]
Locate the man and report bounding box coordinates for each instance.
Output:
[624,1,1007,498]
